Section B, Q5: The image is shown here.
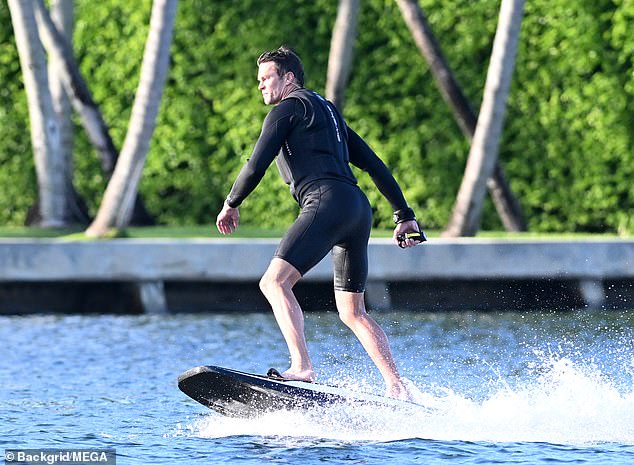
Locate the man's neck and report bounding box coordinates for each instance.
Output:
[280,83,302,101]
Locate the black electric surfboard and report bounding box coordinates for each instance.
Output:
[178,365,425,417]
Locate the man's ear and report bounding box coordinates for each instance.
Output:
[285,71,295,83]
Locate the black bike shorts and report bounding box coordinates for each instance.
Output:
[274,180,372,293]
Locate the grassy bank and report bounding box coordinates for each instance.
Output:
[0,226,628,240]
[0,225,286,239]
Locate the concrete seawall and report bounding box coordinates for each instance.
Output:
[1,238,633,313]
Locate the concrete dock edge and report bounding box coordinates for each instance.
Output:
[0,238,632,313]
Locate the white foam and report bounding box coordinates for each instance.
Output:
[190,355,634,445]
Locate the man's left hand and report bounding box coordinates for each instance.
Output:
[393,220,425,248]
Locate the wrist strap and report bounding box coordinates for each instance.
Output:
[393,207,416,224]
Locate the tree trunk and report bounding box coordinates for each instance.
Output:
[34,0,154,226]
[326,0,360,111]
[49,0,73,175]
[444,0,526,237]
[8,0,66,227]
[395,0,526,232]
[48,0,90,225]
[25,0,90,227]
[86,0,178,237]
[34,0,118,175]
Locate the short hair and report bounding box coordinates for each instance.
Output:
[257,46,305,87]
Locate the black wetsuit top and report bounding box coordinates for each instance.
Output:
[226,88,408,211]
[225,88,410,292]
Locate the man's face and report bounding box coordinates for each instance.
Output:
[257,61,288,105]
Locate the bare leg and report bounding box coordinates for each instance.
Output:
[259,258,316,382]
[335,290,409,399]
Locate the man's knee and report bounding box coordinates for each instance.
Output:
[260,273,273,295]
[259,259,300,296]
[337,310,354,328]
[337,304,368,329]
[259,271,279,296]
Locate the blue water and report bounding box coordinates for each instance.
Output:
[1,310,634,464]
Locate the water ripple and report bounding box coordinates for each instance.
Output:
[1,311,634,464]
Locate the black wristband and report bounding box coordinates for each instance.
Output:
[393,207,416,224]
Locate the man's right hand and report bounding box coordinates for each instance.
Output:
[216,202,240,235]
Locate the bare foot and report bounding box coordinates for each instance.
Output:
[385,381,412,401]
[282,368,316,382]
[267,367,316,382]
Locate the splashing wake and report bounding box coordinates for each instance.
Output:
[189,354,634,445]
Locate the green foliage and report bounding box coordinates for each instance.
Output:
[0,0,632,234]
[504,0,634,233]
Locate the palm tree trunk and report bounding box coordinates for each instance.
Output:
[48,0,73,176]
[8,0,66,227]
[48,0,90,225]
[86,0,178,237]
[444,0,526,237]
[326,0,360,111]
[34,0,118,175]
[395,0,526,232]
[35,0,155,226]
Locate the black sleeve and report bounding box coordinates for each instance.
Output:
[346,125,410,212]
[225,102,295,207]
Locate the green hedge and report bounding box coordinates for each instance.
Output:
[0,0,632,233]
